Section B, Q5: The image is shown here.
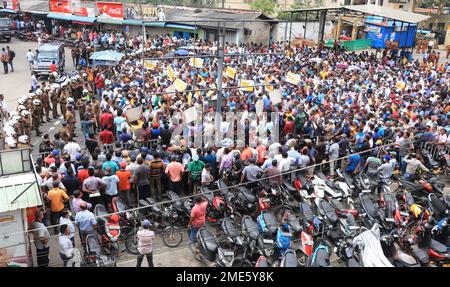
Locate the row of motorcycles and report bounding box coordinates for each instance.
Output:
[188,163,449,267]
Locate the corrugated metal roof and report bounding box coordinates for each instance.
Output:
[346,4,429,24]
[285,4,430,24]
[0,173,41,213]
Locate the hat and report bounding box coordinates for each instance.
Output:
[120,162,127,168]
[142,219,151,227]
[51,150,60,156]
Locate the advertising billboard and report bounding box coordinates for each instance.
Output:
[49,0,72,14]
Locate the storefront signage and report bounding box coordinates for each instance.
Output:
[49,0,72,14]
[72,0,96,17]
[96,1,123,19]
[125,4,160,20]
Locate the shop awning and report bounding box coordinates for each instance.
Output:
[122,19,143,26]
[0,8,18,14]
[165,23,198,30]
[121,19,166,27]
[71,15,96,24]
[0,173,41,213]
[47,12,73,21]
[97,17,124,25]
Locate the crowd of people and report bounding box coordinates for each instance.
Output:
[1,25,449,266]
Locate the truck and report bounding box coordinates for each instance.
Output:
[31,43,65,76]
[0,18,13,42]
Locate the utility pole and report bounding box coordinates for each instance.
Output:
[139,2,146,81]
[216,21,225,113]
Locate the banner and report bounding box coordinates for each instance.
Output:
[255,99,264,116]
[225,66,237,79]
[125,4,160,20]
[285,72,301,86]
[269,89,282,105]
[239,80,254,92]
[72,0,96,17]
[49,0,72,14]
[174,78,187,92]
[189,58,204,69]
[167,66,175,81]
[184,107,198,124]
[12,0,19,11]
[265,76,274,92]
[125,107,142,123]
[144,60,157,70]
[96,1,123,19]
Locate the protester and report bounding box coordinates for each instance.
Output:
[136,219,155,267]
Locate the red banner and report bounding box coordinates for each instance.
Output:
[12,0,20,10]
[72,0,96,17]
[49,0,72,14]
[96,2,123,19]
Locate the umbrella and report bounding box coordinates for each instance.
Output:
[89,50,124,62]
[347,65,361,72]
[336,63,348,69]
[164,52,176,58]
[175,49,189,56]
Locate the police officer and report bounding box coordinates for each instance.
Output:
[21,110,32,138]
[76,95,86,122]
[32,99,42,136]
[60,86,68,119]
[17,135,31,149]
[50,86,60,119]
[42,86,52,122]
[35,89,46,123]
[4,136,17,150]
[59,121,70,143]
[65,99,76,138]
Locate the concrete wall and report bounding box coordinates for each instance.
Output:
[276,21,334,42]
[239,21,273,44]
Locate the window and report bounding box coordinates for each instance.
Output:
[437,23,445,31]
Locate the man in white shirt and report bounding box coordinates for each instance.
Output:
[326,137,340,177]
[59,224,74,267]
[63,138,81,161]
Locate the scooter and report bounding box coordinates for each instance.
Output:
[380,230,421,267]
[84,234,117,267]
[397,173,445,199]
[241,215,275,263]
[195,227,252,267]
[257,210,278,239]
[93,204,120,255]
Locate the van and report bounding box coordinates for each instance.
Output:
[0,18,13,42]
[32,43,65,76]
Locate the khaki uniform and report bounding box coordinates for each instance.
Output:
[22,116,32,138]
[92,99,101,132]
[17,143,30,149]
[59,126,70,142]
[50,90,59,119]
[42,91,51,122]
[59,90,68,119]
[32,106,42,136]
[65,109,76,137]
[76,98,86,121]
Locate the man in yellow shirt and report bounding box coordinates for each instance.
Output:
[47,181,69,234]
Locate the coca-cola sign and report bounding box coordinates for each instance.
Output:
[96,2,123,19]
[49,0,72,14]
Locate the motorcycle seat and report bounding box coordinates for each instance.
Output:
[430,239,447,254]
[309,247,329,267]
[283,180,297,193]
[286,213,302,233]
[145,197,161,213]
[262,212,278,231]
[256,256,269,267]
[223,217,239,238]
[360,194,378,219]
[429,194,447,216]
[238,186,256,203]
[243,216,260,240]
[167,190,183,207]
[299,202,315,221]
[201,187,214,202]
[396,247,419,266]
[281,249,298,267]
[320,200,338,224]
[198,228,218,258]
[399,178,423,190]
[410,245,429,265]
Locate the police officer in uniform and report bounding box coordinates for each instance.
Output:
[4,137,17,150]
[76,96,86,122]
[35,89,46,123]
[32,99,42,136]
[59,121,70,143]
[17,135,31,149]
[21,110,32,138]
[42,86,52,122]
[65,99,76,138]
[50,86,60,119]
[60,86,69,119]
[92,97,101,133]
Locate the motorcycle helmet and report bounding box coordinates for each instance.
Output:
[17,105,26,112]
[18,135,29,144]
[75,153,82,161]
[82,89,89,94]
[43,86,50,91]
[33,99,41,106]
[233,151,241,160]
[28,93,36,98]
[17,98,26,105]
[5,137,16,148]
[36,89,43,96]
[21,110,31,117]
[67,97,75,104]
[9,111,19,117]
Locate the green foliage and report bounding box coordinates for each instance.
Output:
[247,0,279,15]
[277,0,323,20]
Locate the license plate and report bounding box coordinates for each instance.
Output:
[89,192,100,198]
[224,251,234,256]
[263,239,273,244]
[262,199,270,203]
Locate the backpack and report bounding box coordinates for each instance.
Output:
[10,50,15,59]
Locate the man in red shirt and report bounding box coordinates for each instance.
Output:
[94,74,105,99]
[50,61,57,73]
[188,196,208,246]
[99,127,114,145]
[99,109,113,130]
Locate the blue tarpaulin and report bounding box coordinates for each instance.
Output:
[90,50,124,66]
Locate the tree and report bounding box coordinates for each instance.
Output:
[277,0,323,20]
[247,0,279,16]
